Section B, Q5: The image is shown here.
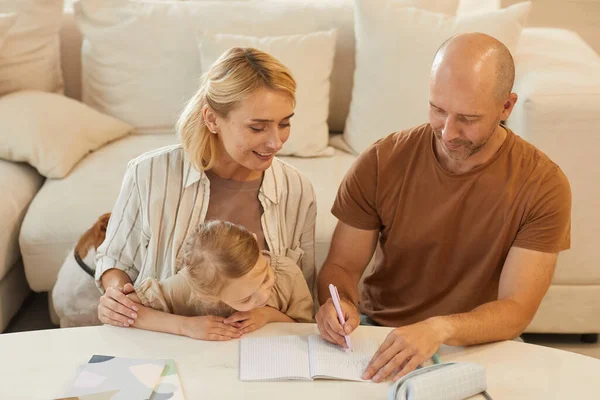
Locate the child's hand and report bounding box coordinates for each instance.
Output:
[123,283,141,304]
[224,307,276,334]
[182,315,242,341]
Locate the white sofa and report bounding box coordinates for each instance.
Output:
[7,1,600,336]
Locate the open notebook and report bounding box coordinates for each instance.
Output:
[240,335,380,382]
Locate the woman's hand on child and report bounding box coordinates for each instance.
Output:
[182,315,242,341]
[224,307,284,334]
[98,285,139,328]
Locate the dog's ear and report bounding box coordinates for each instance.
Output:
[98,213,111,232]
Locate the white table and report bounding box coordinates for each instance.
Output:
[1,323,599,399]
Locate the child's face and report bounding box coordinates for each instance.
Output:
[220,253,275,311]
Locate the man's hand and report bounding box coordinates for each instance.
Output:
[224,307,278,334]
[315,297,360,348]
[363,319,444,382]
[98,285,139,327]
[181,315,242,341]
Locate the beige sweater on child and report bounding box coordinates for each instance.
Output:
[134,253,314,323]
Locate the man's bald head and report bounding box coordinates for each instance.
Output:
[431,33,515,103]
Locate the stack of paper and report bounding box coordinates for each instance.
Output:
[59,355,185,400]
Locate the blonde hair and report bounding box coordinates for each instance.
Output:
[178,220,260,302]
[176,47,296,171]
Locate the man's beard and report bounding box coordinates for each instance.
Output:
[434,127,495,161]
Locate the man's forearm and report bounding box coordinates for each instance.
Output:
[101,268,133,291]
[130,305,187,336]
[317,261,361,305]
[428,298,533,347]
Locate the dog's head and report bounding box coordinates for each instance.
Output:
[75,212,112,260]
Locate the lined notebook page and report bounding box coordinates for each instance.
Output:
[308,335,380,381]
[240,336,311,381]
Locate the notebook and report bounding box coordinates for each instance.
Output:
[150,359,185,400]
[62,355,185,400]
[240,335,380,382]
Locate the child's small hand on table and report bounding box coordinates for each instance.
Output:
[224,307,279,334]
[182,315,242,341]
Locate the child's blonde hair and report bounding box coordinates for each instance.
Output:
[178,220,260,302]
[176,47,296,172]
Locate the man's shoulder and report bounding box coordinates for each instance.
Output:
[509,129,563,176]
[371,123,431,152]
[364,123,432,164]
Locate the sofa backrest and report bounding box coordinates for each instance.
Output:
[58,1,356,133]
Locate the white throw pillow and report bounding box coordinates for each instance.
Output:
[74,0,465,137]
[198,31,337,157]
[0,13,16,46]
[456,0,500,15]
[343,0,532,154]
[75,0,332,135]
[0,91,133,178]
[0,1,64,95]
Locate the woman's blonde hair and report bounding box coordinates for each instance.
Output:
[176,47,296,171]
[178,220,260,302]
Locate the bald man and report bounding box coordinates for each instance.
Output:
[316,33,571,382]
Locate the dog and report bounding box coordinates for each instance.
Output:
[52,213,111,328]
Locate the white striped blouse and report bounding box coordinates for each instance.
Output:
[95,144,317,295]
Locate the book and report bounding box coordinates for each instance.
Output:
[150,359,185,400]
[62,355,185,400]
[240,334,380,382]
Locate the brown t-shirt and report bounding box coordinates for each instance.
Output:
[204,170,267,250]
[332,123,571,327]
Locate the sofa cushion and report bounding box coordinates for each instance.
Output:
[0,160,44,281]
[508,29,600,286]
[75,0,342,134]
[20,134,177,292]
[20,132,358,291]
[344,0,531,154]
[0,13,17,45]
[280,149,357,265]
[0,0,64,95]
[0,91,133,178]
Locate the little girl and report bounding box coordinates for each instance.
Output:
[124,220,313,341]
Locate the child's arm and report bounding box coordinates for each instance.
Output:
[224,306,293,334]
[127,304,241,340]
[123,280,241,340]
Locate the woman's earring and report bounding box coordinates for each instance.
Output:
[212,130,217,135]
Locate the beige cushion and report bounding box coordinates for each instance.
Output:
[0,160,44,281]
[198,31,337,157]
[75,0,332,134]
[21,134,178,292]
[344,0,532,154]
[0,0,64,95]
[0,91,133,178]
[0,13,17,45]
[508,29,600,286]
[19,132,357,292]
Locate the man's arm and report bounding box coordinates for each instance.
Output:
[315,221,379,346]
[431,246,557,346]
[363,246,557,382]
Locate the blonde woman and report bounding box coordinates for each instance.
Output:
[122,220,313,340]
[96,48,317,340]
